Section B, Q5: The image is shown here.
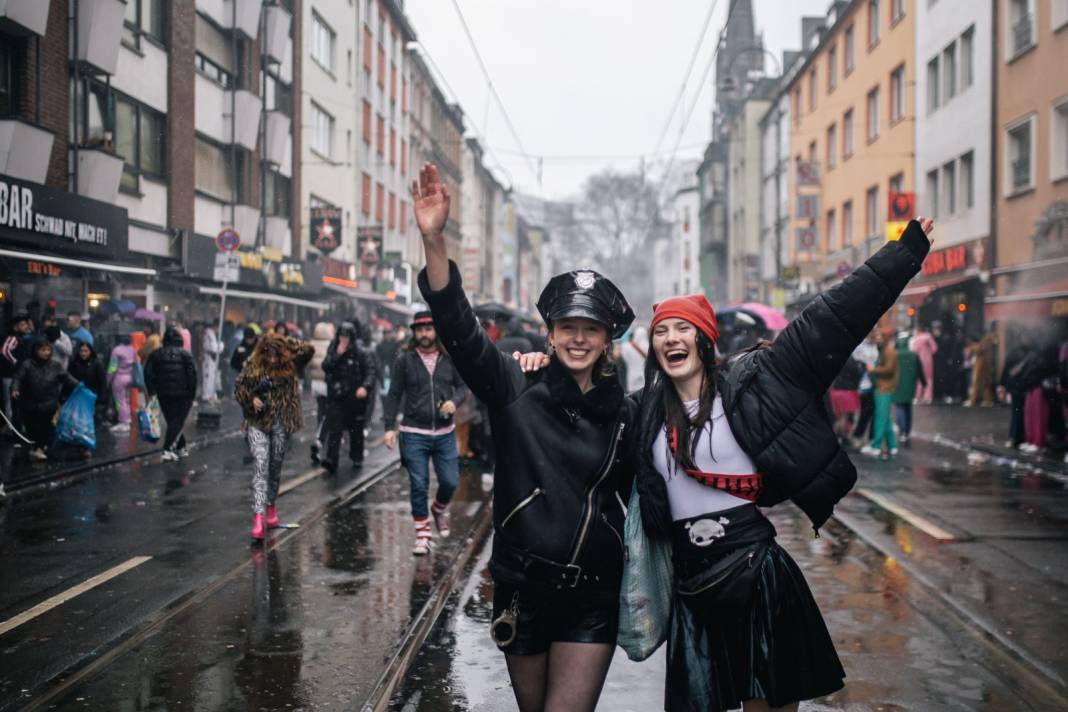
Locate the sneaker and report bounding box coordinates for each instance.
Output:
[30,447,48,461]
[111,422,130,433]
[898,434,909,444]
[412,519,433,556]
[1021,443,1041,453]
[161,450,179,462]
[889,448,899,456]
[431,501,451,538]
[0,482,7,499]
[859,445,881,457]
[177,447,190,458]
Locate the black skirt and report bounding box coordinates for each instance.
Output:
[666,504,844,712]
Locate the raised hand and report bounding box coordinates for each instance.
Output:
[411,163,451,242]
[916,216,935,246]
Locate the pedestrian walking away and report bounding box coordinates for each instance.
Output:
[307,321,335,463]
[910,325,937,404]
[144,327,198,461]
[862,329,900,459]
[628,217,935,712]
[850,335,878,447]
[321,321,376,472]
[892,332,925,444]
[11,338,80,461]
[381,310,469,553]
[235,333,314,542]
[411,162,637,712]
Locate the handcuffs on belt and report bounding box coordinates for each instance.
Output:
[491,591,520,648]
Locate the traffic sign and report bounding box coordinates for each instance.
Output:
[214,252,240,282]
[216,227,240,252]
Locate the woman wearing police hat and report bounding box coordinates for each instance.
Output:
[412,163,636,711]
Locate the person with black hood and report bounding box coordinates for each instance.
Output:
[410,163,637,712]
[144,327,198,461]
[320,322,376,471]
[69,341,108,424]
[230,326,258,378]
[11,338,79,461]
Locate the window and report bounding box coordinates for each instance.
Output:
[363,26,373,73]
[375,182,384,222]
[828,46,838,91]
[311,102,334,157]
[390,62,397,104]
[926,57,940,113]
[844,25,855,73]
[114,95,165,191]
[1006,114,1035,193]
[826,124,837,169]
[809,69,817,111]
[69,79,111,147]
[1054,0,1068,30]
[0,39,20,117]
[926,169,939,217]
[361,172,372,215]
[311,12,336,73]
[389,127,396,165]
[123,0,166,49]
[942,160,957,215]
[262,72,293,116]
[889,172,904,194]
[960,151,975,208]
[400,139,407,176]
[1052,98,1068,181]
[401,78,408,114]
[891,0,905,23]
[865,186,879,237]
[400,199,407,231]
[826,209,836,252]
[264,170,291,218]
[866,86,880,141]
[195,14,235,88]
[942,42,957,101]
[843,109,855,158]
[195,138,240,202]
[362,101,371,144]
[961,26,975,89]
[868,0,880,48]
[377,44,385,88]
[842,200,853,246]
[793,87,801,126]
[346,50,353,85]
[388,191,396,229]
[375,114,384,155]
[890,65,904,122]
[808,140,817,164]
[1009,0,1035,57]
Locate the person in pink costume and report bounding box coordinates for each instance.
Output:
[910,326,937,404]
[107,336,137,429]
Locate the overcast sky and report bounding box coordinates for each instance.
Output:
[404,0,830,200]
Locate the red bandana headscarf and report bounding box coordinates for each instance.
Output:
[650,294,719,344]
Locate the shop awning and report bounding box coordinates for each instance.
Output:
[323,282,391,302]
[984,279,1068,321]
[0,248,157,276]
[379,300,414,316]
[898,274,980,306]
[197,285,328,311]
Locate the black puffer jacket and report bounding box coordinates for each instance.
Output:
[322,323,377,402]
[420,261,636,592]
[144,328,198,400]
[68,344,107,400]
[638,220,931,536]
[382,344,470,432]
[12,340,79,415]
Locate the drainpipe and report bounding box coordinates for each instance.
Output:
[259,4,267,249]
[230,0,238,231]
[70,0,80,195]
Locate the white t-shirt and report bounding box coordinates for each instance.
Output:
[652,396,758,520]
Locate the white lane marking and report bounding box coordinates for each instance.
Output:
[856,488,956,541]
[0,556,153,636]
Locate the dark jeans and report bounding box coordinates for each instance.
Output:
[22,410,53,449]
[159,397,192,452]
[894,402,912,438]
[399,430,459,519]
[852,390,874,440]
[322,399,366,468]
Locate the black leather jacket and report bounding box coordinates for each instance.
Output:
[638,220,931,537]
[420,261,636,593]
[382,347,469,431]
[322,341,376,402]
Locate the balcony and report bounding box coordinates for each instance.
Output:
[1013,13,1034,56]
[263,110,290,167]
[263,215,291,256]
[232,89,262,151]
[226,0,263,39]
[263,5,291,65]
[226,204,261,245]
[0,120,54,184]
[70,146,123,204]
[74,0,125,75]
[0,0,50,36]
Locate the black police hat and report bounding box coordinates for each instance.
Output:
[536,270,634,340]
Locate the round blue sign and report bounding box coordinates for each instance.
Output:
[216,228,240,252]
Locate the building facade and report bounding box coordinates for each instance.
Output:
[460,137,503,303]
[727,85,772,303]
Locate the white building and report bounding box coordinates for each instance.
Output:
[673,186,701,296]
[914,0,993,252]
[726,84,772,303]
[461,138,503,302]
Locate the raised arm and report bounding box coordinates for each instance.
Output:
[767,218,934,394]
[411,163,525,408]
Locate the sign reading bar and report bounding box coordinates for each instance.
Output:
[0,172,129,259]
[311,206,342,254]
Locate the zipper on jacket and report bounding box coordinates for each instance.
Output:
[601,512,625,559]
[501,487,544,527]
[679,549,757,596]
[567,421,625,568]
[429,353,438,428]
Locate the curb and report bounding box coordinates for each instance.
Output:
[361,497,494,712]
[910,432,1068,484]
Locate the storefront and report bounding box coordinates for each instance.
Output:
[897,237,990,337]
[0,172,149,325]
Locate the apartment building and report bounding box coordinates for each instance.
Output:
[783,0,915,316]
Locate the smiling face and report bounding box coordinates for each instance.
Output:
[652,318,703,385]
[549,317,609,375]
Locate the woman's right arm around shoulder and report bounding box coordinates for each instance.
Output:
[411,163,525,408]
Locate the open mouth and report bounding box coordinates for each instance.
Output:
[565,348,591,360]
[665,349,689,365]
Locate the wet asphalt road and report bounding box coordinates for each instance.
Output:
[393,411,1068,712]
[1,403,1067,711]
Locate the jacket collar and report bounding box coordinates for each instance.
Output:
[545,355,623,424]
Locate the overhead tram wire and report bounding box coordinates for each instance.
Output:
[448,0,541,188]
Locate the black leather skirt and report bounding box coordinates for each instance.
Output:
[666,504,845,712]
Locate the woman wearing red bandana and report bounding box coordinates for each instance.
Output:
[630,218,935,712]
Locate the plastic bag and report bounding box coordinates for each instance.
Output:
[617,480,674,662]
[137,396,162,442]
[54,383,98,450]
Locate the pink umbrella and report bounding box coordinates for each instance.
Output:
[737,303,789,332]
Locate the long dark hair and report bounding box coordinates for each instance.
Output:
[643,329,720,474]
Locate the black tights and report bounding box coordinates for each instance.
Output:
[505,642,615,712]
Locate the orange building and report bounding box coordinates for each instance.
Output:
[782,0,915,310]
